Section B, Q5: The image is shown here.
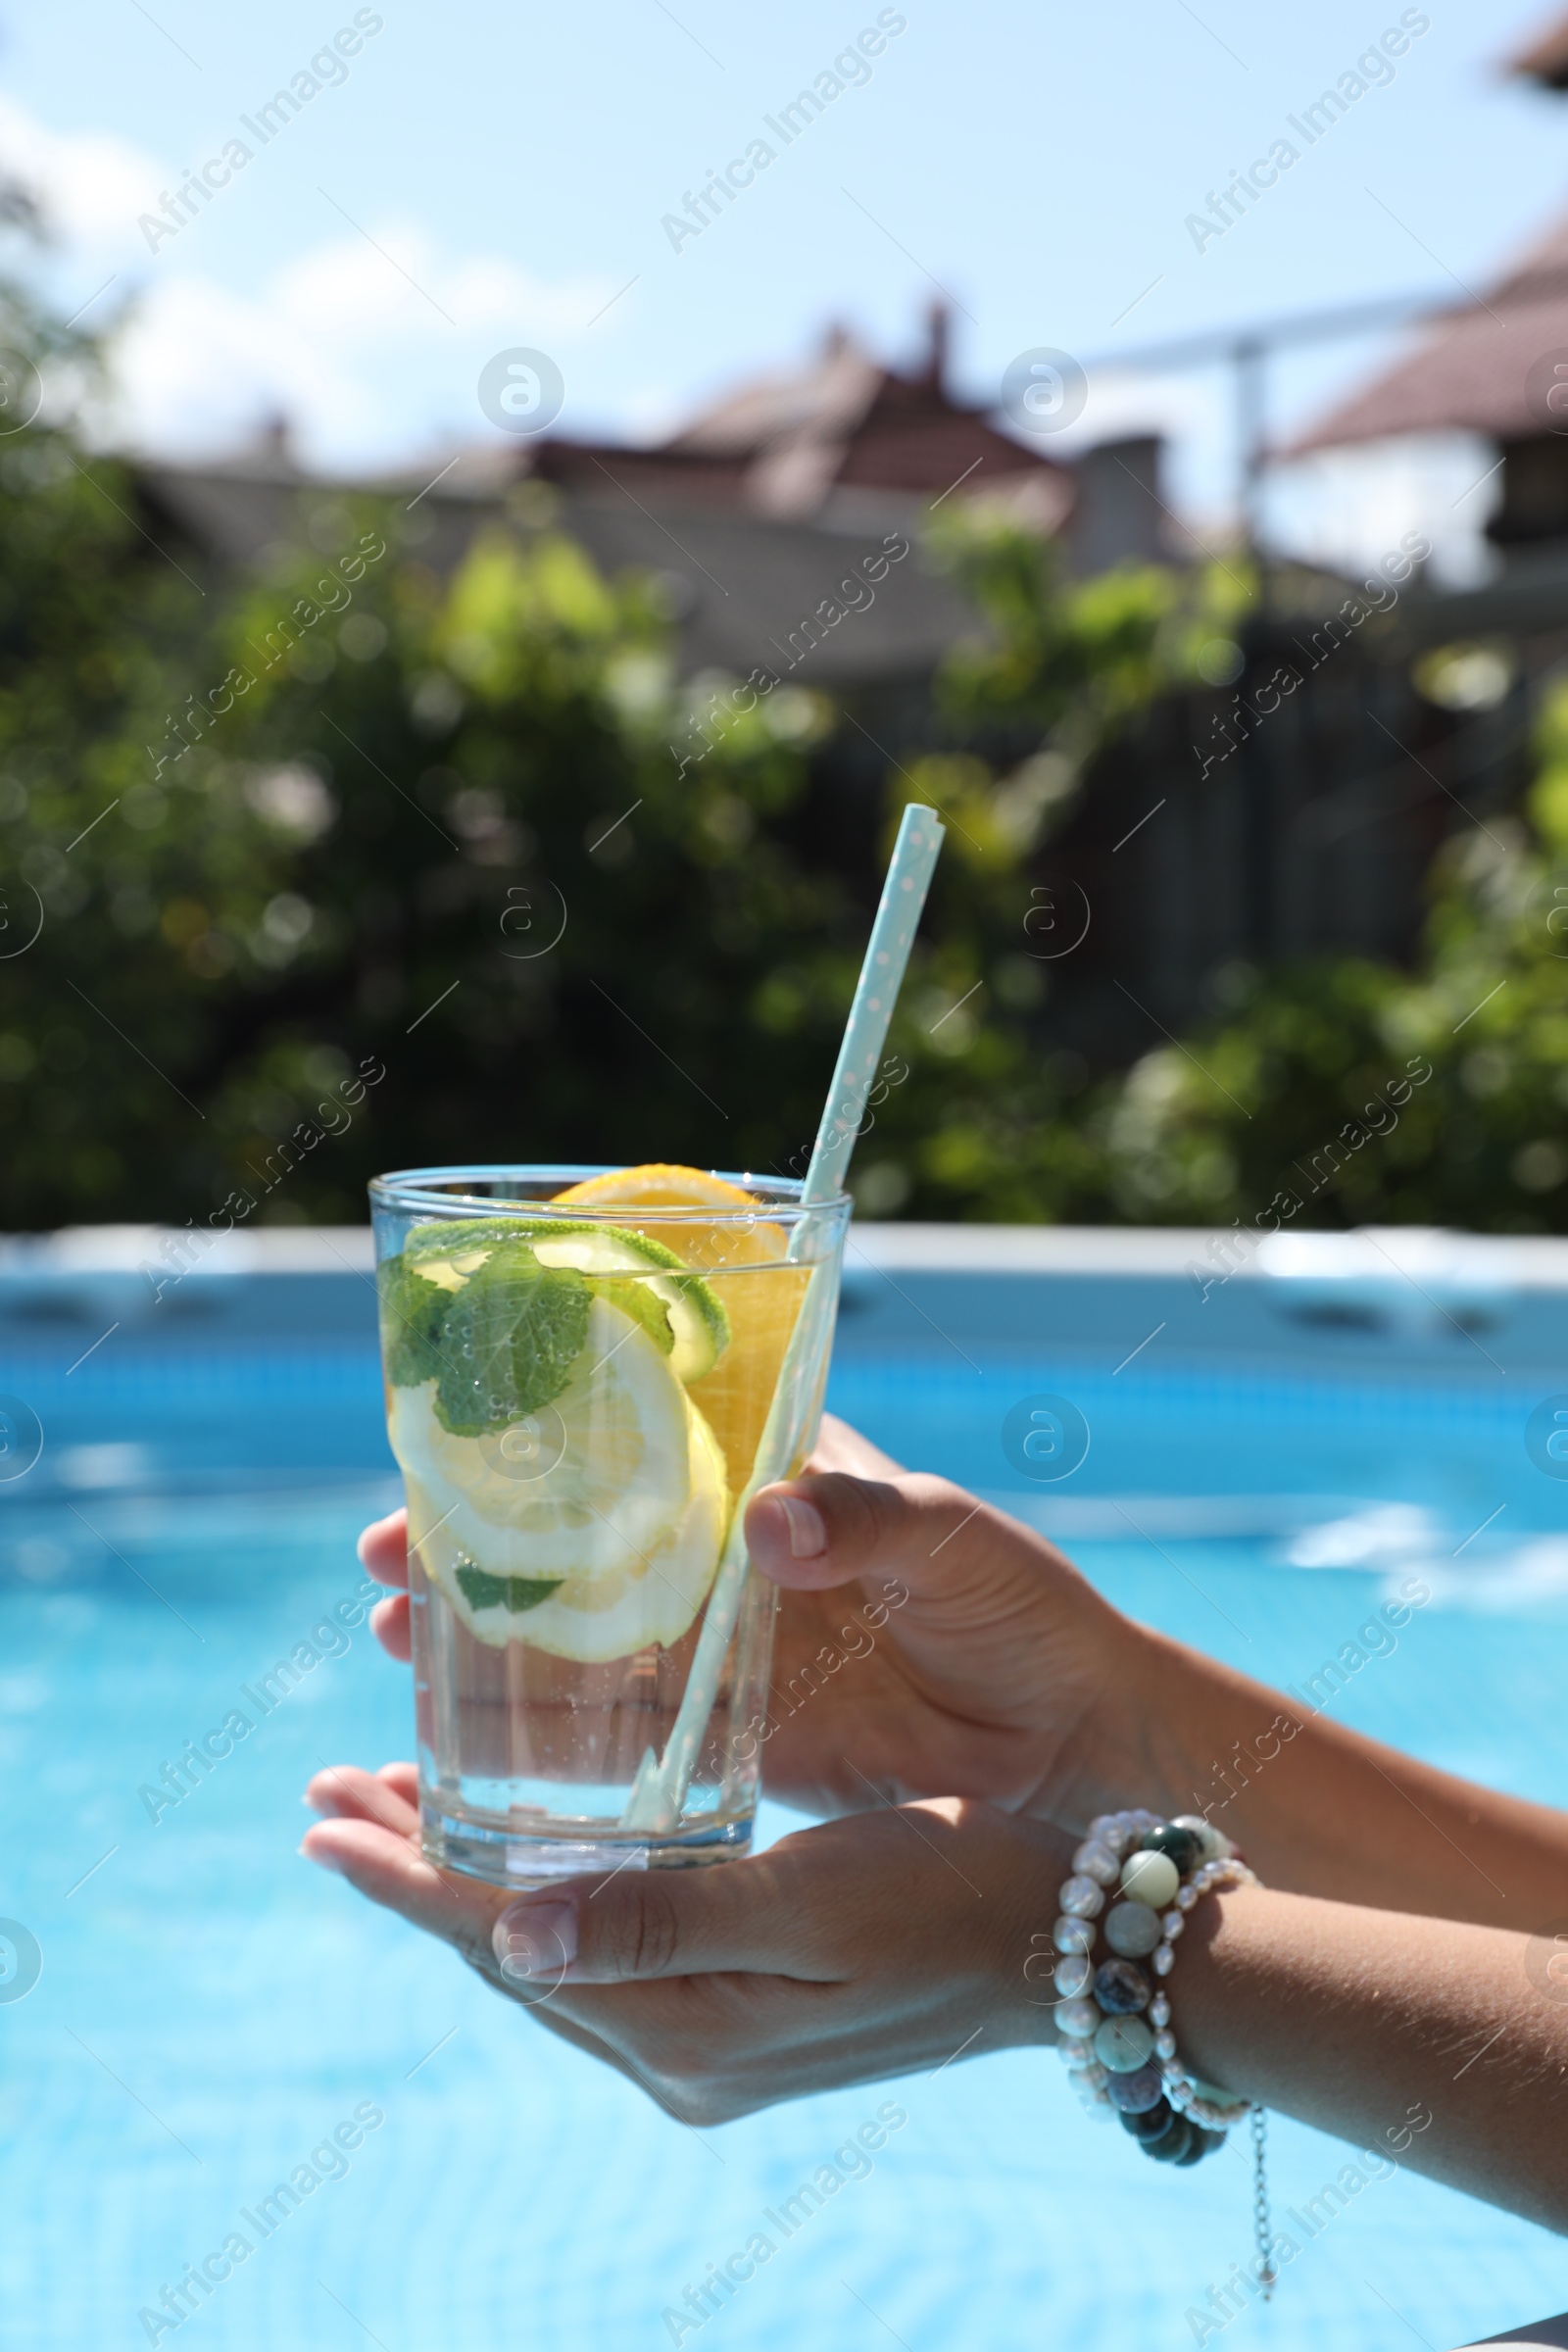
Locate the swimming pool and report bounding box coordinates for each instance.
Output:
[4,1227,1566,2351]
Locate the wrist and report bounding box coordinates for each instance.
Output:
[1026,1614,1221,1836]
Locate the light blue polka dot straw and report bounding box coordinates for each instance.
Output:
[798,799,947,1213]
[620,804,945,1833]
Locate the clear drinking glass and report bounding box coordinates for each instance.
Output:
[368,1165,851,1886]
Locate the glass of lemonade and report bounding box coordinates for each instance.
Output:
[368,1163,851,1886]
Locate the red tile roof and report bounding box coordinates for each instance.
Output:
[1287,207,1568,450]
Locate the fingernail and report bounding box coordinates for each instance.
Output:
[778,1494,827,1559]
[301,1840,343,1874]
[493,1899,577,1983]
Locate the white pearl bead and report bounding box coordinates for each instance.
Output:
[1072,1839,1120,1886]
[1055,1997,1099,2038]
[1053,1916,1095,1955]
[1154,2029,1177,2059]
[1088,1814,1118,1843]
[1080,2061,1109,2088]
[1150,1993,1171,2027]
[1152,1942,1175,1975]
[1054,1953,1092,1998]
[1161,1911,1184,1939]
[1175,1885,1198,1912]
[1059,1875,1105,1919]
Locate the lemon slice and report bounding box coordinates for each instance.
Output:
[490,1401,728,1660]
[404,1387,729,1659]
[553,1166,810,1491]
[389,1297,692,1583]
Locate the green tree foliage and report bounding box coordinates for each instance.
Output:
[1092,683,1568,1233]
[0,275,311,1223]
[0,361,1233,1232]
[838,513,1247,1220]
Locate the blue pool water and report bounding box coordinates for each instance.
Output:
[3,1250,1567,2351]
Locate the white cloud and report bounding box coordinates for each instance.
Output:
[0,92,162,246]
[0,95,615,468]
[270,226,611,347]
[97,232,614,466]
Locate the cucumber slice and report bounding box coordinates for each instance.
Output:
[524,1221,730,1384]
[399,1215,730,1383]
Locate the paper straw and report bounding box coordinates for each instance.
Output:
[799,803,946,1210]
[621,804,946,1833]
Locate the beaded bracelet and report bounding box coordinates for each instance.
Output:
[1052,1809,1259,2170]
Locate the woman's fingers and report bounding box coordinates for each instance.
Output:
[370,1592,411,1660]
[302,1815,503,1973]
[490,1802,1000,1988]
[304,1761,420,1837]
[745,1468,996,1595]
[375,1760,419,1805]
[358,1508,410,1590]
[806,1413,906,1481]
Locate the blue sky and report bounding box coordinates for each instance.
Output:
[4,0,1567,565]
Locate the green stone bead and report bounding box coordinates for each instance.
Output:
[1119,1850,1180,1910]
[1103,1899,1162,1957]
[1093,2014,1154,2073]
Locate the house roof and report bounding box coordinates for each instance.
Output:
[529,314,1073,530]
[1286,208,1568,451]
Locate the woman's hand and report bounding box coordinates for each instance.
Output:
[357,1414,1160,1834]
[300,1768,1568,2231]
[301,1764,1070,2121]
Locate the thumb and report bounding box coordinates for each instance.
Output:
[491,1849,844,1989]
[743,1469,982,1596]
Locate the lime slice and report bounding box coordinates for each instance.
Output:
[391,1296,692,1582]
[525,1221,729,1384]
[401,1215,730,1385]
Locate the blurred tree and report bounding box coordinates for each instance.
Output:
[0,390,1236,1231]
[834,510,1246,1220]
[1089,680,1568,1233]
[0,262,313,1226]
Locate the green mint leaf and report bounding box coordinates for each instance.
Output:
[406,1217,530,1266]
[378,1253,449,1387]
[593,1275,674,1354]
[455,1562,564,1615]
[433,1241,591,1437]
